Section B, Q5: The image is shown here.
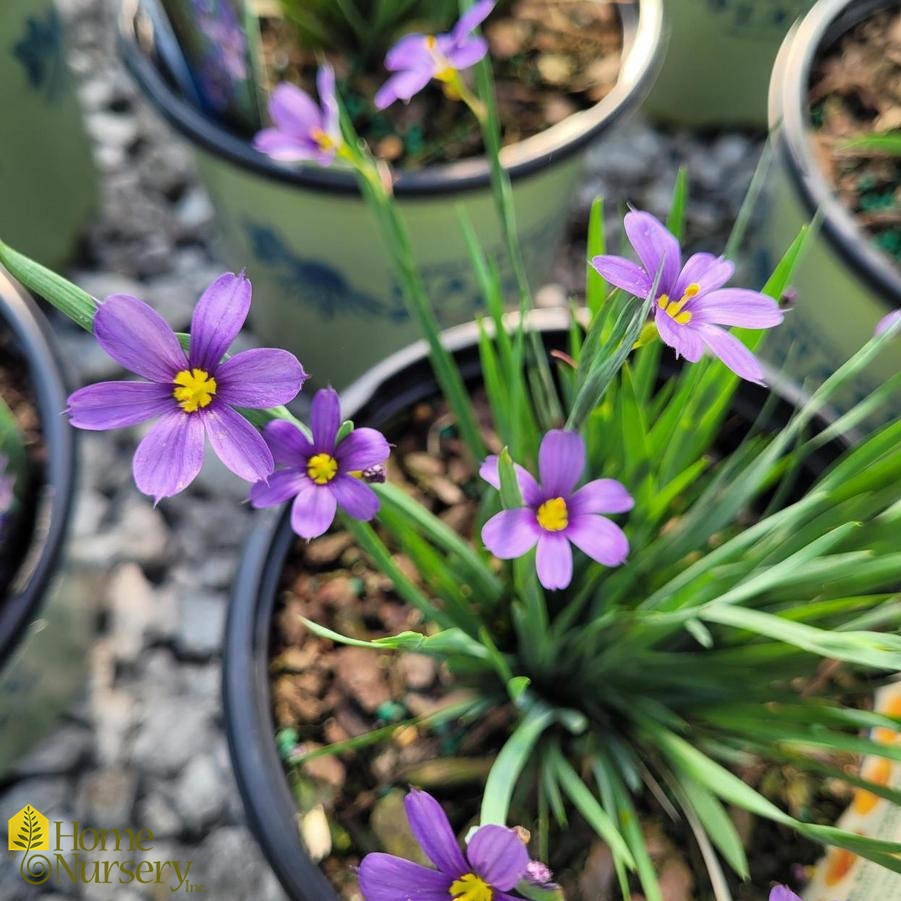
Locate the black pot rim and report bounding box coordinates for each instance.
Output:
[769,0,901,310]
[223,310,847,901]
[119,1,663,198]
[0,270,76,671]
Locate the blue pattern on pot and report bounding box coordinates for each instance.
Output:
[706,0,812,37]
[12,8,64,102]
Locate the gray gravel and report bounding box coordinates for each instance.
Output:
[0,0,764,898]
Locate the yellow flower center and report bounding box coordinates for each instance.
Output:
[311,127,334,152]
[450,873,493,901]
[172,368,217,413]
[307,453,339,485]
[657,281,700,325]
[536,497,569,532]
[425,34,456,83]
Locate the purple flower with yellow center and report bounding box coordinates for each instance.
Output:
[374,0,494,110]
[591,210,784,384]
[876,308,901,336]
[358,788,529,901]
[253,65,341,166]
[249,388,390,540]
[769,888,802,901]
[480,430,633,591]
[66,273,307,502]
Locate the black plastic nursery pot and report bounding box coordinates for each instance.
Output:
[758,0,901,427]
[223,311,849,901]
[0,270,94,776]
[119,1,663,389]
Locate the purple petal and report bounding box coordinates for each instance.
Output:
[478,456,541,507]
[338,428,390,471]
[538,430,584,499]
[330,474,379,521]
[249,469,307,508]
[482,509,540,559]
[268,82,321,137]
[385,34,432,72]
[697,324,767,384]
[566,515,629,567]
[589,255,652,299]
[310,388,341,450]
[466,825,529,891]
[535,532,573,590]
[569,479,634,516]
[216,348,308,408]
[132,409,205,502]
[202,405,273,483]
[768,889,802,901]
[67,381,173,430]
[290,482,338,539]
[253,128,319,162]
[624,210,681,295]
[674,253,735,298]
[452,0,495,41]
[263,419,314,466]
[317,64,340,141]
[876,309,901,336]
[404,789,468,877]
[358,853,453,901]
[189,273,252,372]
[445,36,488,70]
[692,289,784,329]
[375,69,434,109]
[93,294,187,383]
[655,309,705,362]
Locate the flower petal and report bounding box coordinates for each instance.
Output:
[478,456,541,506]
[375,68,434,109]
[216,348,308,408]
[566,514,629,567]
[696,324,767,384]
[674,253,735,298]
[263,419,314,466]
[132,409,205,502]
[329,474,379,521]
[482,509,540,559]
[452,0,495,40]
[253,128,319,162]
[249,469,307,508]
[290,482,338,539]
[357,853,453,901]
[768,889,802,901]
[655,309,704,362]
[317,64,340,140]
[93,294,187,383]
[445,36,488,69]
[466,825,529,891]
[535,532,573,590]
[310,387,341,451]
[589,255,652,299]
[189,272,252,372]
[202,405,273,483]
[338,428,391,471]
[876,309,901,336]
[404,789,468,877]
[268,82,321,137]
[538,430,584,499]
[692,289,784,329]
[67,381,173,430]
[624,210,681,295]
[569,478,634,516]
[385,33,432,71]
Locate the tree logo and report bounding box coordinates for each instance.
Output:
[7,805,48,852]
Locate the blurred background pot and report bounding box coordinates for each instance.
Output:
[643,0,815,128]
[0,0,97,270]
[758,0,901,427]
[119,1,662,389]
[0,270,96,777]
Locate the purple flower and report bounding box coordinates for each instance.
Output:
[769,888,802,901]
[253,65,341,165]
[249,388,389,540]
[67,273,307,502]
[591,210,784,384]
[374,0,494,109]
[358,788,529,901]
[876,309,901,336]
[480,430,633,591]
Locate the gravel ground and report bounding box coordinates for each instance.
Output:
[1,1,764,898]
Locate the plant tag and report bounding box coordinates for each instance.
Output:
[803,681,901,900]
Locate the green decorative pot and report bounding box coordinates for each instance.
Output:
[643,0,815,128]
[120,2,663,388]
[0,270,96,777]
[758,0,901,427]
[0,0,97,270]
